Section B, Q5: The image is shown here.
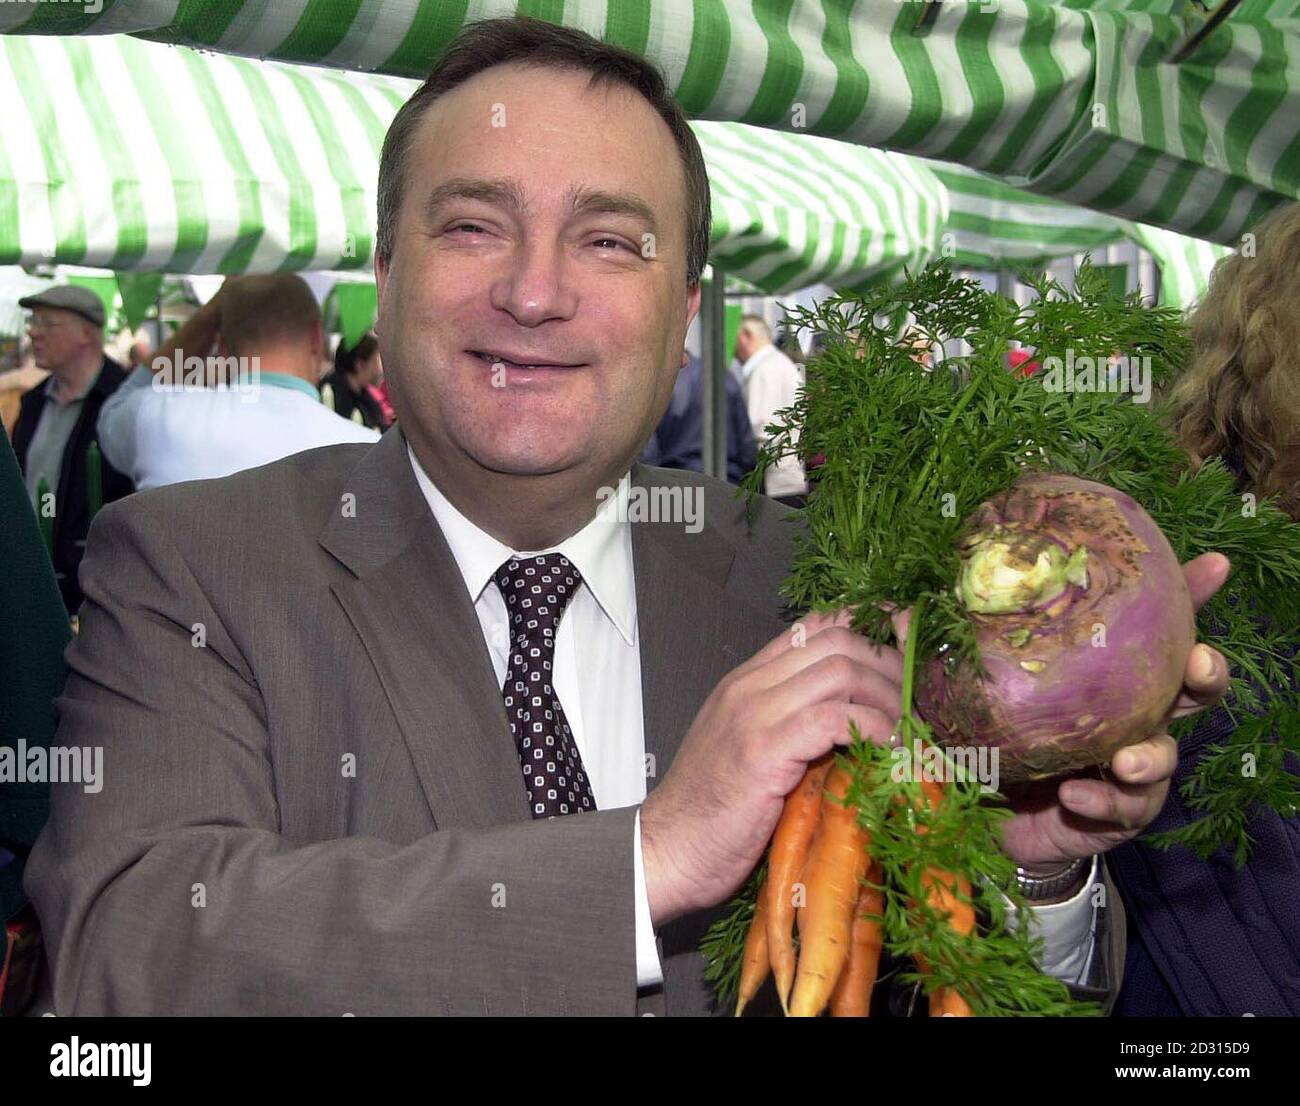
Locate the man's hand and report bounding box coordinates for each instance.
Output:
[1000,552,1232,870]
[150,278,236,377]
[640,610,903,927]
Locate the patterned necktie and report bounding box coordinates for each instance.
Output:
[494,553,596,818]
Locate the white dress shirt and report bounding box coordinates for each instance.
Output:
[408,444,662,988]
[97,364,379,489]
[407,444,1099,997]
[739,343,808,498]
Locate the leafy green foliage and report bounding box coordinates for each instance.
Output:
[744,260,1300,838]
[1146,703,1300,866]
[704,259,1300,1015]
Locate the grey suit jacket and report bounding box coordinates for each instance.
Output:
[24,426,1124,1015]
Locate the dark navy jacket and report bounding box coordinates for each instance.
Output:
[1110,697,1300,1016]
[10,357,134,615]
[641,355,757,486]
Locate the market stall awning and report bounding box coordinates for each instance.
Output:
[2,0,1295,247]
[696,123,947,292]
[0,34,945,292]
[927,159,1232,307]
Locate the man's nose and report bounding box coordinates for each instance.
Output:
[488,238,578,326]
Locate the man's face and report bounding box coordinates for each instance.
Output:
[27,308,98,373]
[376,63,701,484]
[734,329,752,365]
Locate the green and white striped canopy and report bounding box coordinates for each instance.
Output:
[929,159,1231,307]
[3,0,1296,247]
[0,34,947,293]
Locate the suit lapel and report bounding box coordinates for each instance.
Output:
[321,429,529,829]
[630,466,781,794]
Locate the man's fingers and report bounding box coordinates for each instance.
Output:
[769,653,903,727]
[1109,734,1177,785]
[1057,776,1169,831]
[890,607,912,649]
[788,701,897,756]
[1182,552,1230,612]
[767,623,904,685]
[1172,643,1230,717]
[734,608,854,676]
[1055,735,1176,828]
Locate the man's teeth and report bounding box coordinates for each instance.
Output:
[477,352,528,367]
[474,351,565,368]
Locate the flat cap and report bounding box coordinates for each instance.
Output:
[19,284,106,328]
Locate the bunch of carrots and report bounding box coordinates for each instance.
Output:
[736,754,976,1017]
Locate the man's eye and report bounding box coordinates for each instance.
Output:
[591,237,631,252]
[448,223,487,235]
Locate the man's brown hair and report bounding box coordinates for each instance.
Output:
[219,274,322,359]
[376,16,711,286]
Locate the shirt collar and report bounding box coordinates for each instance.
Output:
[42,367,98,404]
[258,371,322,401]
[739,342,776,381]
[406,441,637,646]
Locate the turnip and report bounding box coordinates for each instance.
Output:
[915,472,1197,782]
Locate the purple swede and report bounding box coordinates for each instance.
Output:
[915,472,1197,783]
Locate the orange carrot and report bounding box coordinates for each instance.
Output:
[829,866,884,1017]
[764,755,832,1013]
[921,866,976,1017]
[789,764,870,1017]
[735,880,771,1016]
[914,774,976,1017]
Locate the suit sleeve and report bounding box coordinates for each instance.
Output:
[24,495,639,1015]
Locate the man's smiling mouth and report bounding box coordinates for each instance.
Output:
[469,350,584,369]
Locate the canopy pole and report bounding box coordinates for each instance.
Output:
[699,268,728,480]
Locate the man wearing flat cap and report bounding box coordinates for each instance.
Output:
[10,285,133,616]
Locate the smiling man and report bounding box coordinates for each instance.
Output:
[26,17,1230,1016]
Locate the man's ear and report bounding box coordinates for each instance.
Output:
[374,251,389,336]
[680,281,703,369]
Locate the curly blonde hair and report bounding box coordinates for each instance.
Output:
[1169,202,1300,520]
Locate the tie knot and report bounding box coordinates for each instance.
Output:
[494,554,582,643]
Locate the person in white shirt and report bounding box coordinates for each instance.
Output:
[735,314,807,503]
[97,275,378,490]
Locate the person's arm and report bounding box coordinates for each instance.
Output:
[95,296,226,477]
[24,494,640,1015]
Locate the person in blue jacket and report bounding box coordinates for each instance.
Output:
[641,351,757,485]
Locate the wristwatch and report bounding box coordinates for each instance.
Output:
[1015,855,1094,901]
